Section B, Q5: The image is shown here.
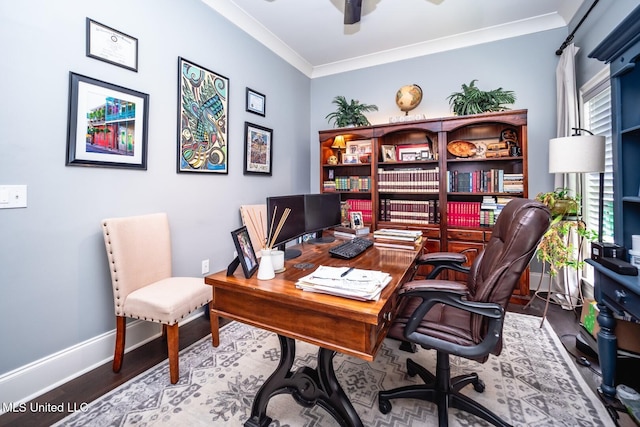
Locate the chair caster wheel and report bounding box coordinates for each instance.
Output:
[379,397,392,414]
[473,378,485,393]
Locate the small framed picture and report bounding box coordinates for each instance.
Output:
[401,152,418,161]
[342,154,359,164]
[397,144,430,162]
[350,211,364,229]
[86,18,138,72]
[244,122,273,175]
[231,226,259,278]
[381,145,397,162]
[246,88,266,116]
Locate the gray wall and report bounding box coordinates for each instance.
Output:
[0,0,310,374]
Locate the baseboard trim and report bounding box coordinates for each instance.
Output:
[0,312,203,413]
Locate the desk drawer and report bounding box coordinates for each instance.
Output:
[601,280,640,319]
[447,229,484,242]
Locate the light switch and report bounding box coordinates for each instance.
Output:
[0,185,27,209]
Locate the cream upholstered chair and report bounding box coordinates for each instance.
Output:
[101,213,213,384]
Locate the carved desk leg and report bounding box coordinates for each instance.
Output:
[244,334,363,427]
[596,301,618,398]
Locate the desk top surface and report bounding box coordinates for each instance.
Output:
[205,238,422,323]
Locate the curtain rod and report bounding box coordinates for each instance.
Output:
[556,0,600,55]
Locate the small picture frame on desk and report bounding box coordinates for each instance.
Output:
[350,211,364,229]
[231,226,259,278]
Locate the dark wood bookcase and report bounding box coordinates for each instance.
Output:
[319,109,530,302]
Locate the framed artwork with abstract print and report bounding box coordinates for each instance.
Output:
[177,57,229,173]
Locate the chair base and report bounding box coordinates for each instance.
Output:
[378,352,512,427]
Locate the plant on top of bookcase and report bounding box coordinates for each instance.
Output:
[447,80,516,116]
[325,96,378,128]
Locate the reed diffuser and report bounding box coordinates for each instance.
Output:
[255,206,291,280]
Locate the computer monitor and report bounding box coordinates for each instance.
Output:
[304,193,341,244]
[266,194,306,259]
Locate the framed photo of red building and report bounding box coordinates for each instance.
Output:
[66,72,149,169]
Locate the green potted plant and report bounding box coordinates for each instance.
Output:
[447,79,516,116]
[535,188,579,217]
[535,188,597,276]
[325,95,378,128]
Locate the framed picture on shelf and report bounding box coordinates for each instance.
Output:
[381,145,397,162]
[177,57,229,174]
[66,72,149,169]
[342,154,359,164]
[397,144,432,161]
[246,87,266,116]
[86,18,138,72]
[345,139,372,156]
[230,226,259,278]
[243,122,273,175]
[350,211,364,229]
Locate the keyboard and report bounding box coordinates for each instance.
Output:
[329,237,373,259]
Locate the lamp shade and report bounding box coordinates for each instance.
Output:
[548,135,605,173]
[331,135,346,149]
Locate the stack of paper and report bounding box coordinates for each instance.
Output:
[296,265,391,301]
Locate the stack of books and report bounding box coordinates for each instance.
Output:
[479,196,514,226]
[373,228,423,250]
[333,226,370,239]
[503,173,523,193]
[296,266,391,301]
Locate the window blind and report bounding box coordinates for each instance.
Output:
[582,82,613,242]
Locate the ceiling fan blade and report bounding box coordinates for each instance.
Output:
[344,0,362,24]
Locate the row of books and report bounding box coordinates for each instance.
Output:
[377,167,439,193]
[446,169,523,193]
[479,196,513,226]
[324,176,371,192]
[379,198,440,225]
[345,198,373,223]
[447,197,514,227]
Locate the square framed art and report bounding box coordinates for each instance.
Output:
[66,72,148,169]
[177,57,229,173]
[243,122,273,175]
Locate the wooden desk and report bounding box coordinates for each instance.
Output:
[587,259,640,399]
[204,239,422,427]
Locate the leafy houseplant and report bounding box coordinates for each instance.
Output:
[447,80,516,116]
[325,95,378,128]
[535,188,597,276]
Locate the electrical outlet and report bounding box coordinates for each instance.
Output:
[201,259,210,275]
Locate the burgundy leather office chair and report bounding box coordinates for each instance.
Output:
[378,198,551,426]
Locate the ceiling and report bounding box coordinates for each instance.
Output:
[204,0,585,78]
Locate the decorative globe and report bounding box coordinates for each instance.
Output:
[396,84,423,114]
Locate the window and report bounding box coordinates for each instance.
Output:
[581,70,613,242]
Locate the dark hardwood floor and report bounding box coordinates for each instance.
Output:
[1,298,637,427]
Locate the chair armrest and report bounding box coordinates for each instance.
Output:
[399,283,504,359]
[415,252,470,280]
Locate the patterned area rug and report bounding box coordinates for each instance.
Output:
[56,312,612,426]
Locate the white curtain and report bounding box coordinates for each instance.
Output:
[552,43,582,309]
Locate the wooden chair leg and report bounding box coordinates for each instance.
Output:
[166,323,179,384]
[113,316,126,373]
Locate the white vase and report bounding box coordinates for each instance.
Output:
[257,249,275,280]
